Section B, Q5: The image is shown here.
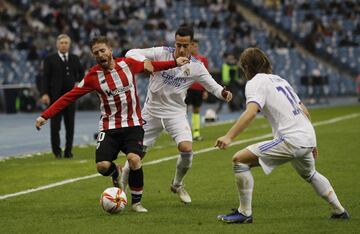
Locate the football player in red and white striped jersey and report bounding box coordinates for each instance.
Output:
[35,36,189,212]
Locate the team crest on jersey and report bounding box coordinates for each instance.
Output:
[184,68,190,76]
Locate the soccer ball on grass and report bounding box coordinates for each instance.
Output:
[100,187,127,214]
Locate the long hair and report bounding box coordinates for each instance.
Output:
[239,48,272,80]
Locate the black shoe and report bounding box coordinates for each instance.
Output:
[330,210,350,220]
[64,151,73,158]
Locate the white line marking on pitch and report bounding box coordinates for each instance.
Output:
[1,113,359,200]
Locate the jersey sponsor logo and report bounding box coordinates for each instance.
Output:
[105,84,133,96]
[161,71,187,87]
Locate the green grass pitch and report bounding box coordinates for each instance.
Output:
[0,105,359,233]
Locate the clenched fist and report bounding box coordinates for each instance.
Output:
[144,59,154,73]
[221,86,232,102]
[176,57,190,66]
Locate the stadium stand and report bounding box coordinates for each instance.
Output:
[0,0,358,112]
[241,0,358,91]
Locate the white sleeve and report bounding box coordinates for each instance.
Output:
[125,47,164,61]
[195,64,224,100]
[245,77,266,109]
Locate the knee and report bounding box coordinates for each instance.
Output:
[232,149,258,166]
[232,152,243,163]
[232,155,239,164]
[178,141,192,152]
[127,154,142,170]
[301,170,317,182]
[96,161,111,175]
[232,150,245,163]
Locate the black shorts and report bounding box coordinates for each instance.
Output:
[185,89,203,107]
[95,126,145,163]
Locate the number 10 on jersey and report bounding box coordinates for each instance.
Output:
[276,86,301,115]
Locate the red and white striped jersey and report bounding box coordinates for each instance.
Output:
[41,57,177,131]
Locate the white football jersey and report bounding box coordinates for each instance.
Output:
[126,47,224,118]
[246,73,316,147]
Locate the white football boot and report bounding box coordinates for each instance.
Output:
[170,183,191,204]
[131,202,148,213]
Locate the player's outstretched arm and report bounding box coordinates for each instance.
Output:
[146,57,189,73]
[143,57,189,73]
[144,59,154,73]
[35,77,93,131]
[125,47,161,62]
[194,66,232,102]
[215,102,258,149]
[35,116,47,130]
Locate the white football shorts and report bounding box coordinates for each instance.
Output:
[142,110,192,147]
[247,138,315,178]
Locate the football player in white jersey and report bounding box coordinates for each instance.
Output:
[215,48,349,223]
[121,26,232,204]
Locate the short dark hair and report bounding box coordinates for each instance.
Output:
[175,26,194,40]
[239,48,272,80]
[89,36,113,50]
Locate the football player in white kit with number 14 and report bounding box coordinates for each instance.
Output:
[215,48,349,224]
[121,26,232,204]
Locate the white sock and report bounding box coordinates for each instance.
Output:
[310,171,345,214]
[173,152,193,186]
[233,162,253,217]
[120,160,130,190]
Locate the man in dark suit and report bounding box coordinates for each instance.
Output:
[40,34,84,159]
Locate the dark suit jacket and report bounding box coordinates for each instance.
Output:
[42,53,84,102]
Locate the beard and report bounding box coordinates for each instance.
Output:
[97,54,113,70]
